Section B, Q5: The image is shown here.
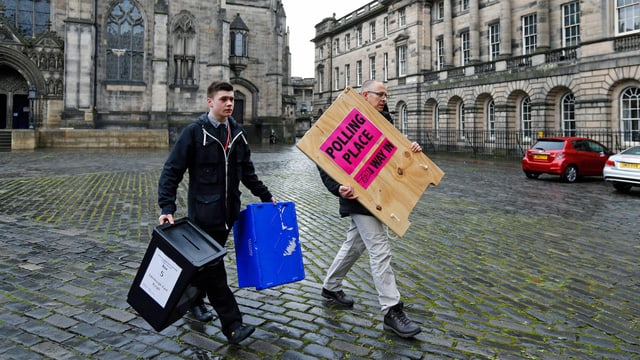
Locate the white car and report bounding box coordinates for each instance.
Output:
[603,145,640,192]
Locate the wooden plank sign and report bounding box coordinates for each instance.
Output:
[296,87,445,237]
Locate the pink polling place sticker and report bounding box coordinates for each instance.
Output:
[319,108,383,174]
[353,138,397,189]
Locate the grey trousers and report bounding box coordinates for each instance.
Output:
[323,213,401,313]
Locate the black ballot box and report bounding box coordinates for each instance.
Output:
[127,218,226,332]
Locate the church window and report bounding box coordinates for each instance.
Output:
[106,0,144,82]
[231,31,248,56]
[230,14,249,57]
[2,0,51,37]
[172,13,197,86]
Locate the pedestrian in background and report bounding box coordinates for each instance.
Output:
[318,80,422,338]
[157,80,277,344]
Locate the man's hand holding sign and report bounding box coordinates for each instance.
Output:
[297,86,444,237]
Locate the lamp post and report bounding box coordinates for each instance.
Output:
[28,85,37,129]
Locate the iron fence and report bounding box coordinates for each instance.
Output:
[407,129,640,161]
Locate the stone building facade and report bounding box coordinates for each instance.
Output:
[313,0,640,156]
[0,0,294,149]
[290,76,314,138]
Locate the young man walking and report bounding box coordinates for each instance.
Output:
[158,80,277,344]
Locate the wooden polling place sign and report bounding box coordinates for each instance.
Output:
[296,87,444,237]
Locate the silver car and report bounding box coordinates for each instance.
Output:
[603,145,640,192]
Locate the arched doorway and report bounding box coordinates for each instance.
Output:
[232,90,246,124]
[0,65,31,129]
[0,94,6,129]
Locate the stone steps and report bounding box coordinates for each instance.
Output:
[0,131,11,151]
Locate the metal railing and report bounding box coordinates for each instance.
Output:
[406,129,640,160]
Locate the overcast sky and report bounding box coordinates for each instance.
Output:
[283,0,367,78]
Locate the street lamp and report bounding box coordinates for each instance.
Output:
[28,85,37,129]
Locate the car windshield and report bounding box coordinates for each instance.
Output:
[531,140,565,151]
[621,146,640,155]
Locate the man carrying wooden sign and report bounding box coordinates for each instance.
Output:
[297,80,444,338]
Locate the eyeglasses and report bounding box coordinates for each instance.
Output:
[368,91,388,99]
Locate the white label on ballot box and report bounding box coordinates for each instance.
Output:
[139,247,182,308]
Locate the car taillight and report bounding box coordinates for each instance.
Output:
[605,159,615,167]
[556,153,564,159]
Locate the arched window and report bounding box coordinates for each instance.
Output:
[394,102,409,135]
[458,102,465,139]
[521,96,532,138]
[3,0,51,37]
[172,13,196,86]
[487,100,495,140]
[620,87,640,142]
[231,90,246,124]
[434,103,440,137]
[106,0,144,82]
[562,93,576,136]
[399,103,408,135]
[317,69,324,93]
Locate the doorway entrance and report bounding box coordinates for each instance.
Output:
[12,94,29,129]
[0,94,6,129]
[0,65,31,129]
[232,99,245,124]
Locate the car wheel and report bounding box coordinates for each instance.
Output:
[524,171,540,179]
[613,182,632,193]
[561,165,578,183]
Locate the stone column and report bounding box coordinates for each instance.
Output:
[500,1,512,57]
[470,0,480,61]
[444,0,453,67]
[63,0,95,127]
[420,3,433,71]
[151,0,168,127]
[537,0,550,51]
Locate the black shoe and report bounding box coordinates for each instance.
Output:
[190,300,213,322]
[383,302,421,338]
[321,288,354,307]
[227,324,255,344]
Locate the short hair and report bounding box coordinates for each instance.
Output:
[361,79,379,93]
[207,81,234,97]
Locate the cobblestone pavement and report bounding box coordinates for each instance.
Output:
[0,145,638,360]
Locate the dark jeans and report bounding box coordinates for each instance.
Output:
[191,228,242,337]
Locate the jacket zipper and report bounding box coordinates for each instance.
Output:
[202,125,243,231]
[223,132,243,230]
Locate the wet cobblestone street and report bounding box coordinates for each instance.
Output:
[0,144,638,359]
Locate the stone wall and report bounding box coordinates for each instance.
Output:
[11,130,37,150]
[36,129,169,149]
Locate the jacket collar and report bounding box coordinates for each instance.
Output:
[198,113,241,133]
[198,113,244,147]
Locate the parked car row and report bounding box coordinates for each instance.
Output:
[521,136,640,193]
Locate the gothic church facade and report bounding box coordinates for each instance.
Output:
[0,0,293,148]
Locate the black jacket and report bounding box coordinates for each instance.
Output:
[319,166,370,217]
[158,113,272,231]
[319,110,393,218]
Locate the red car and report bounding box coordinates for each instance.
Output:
[522,137,613,183]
